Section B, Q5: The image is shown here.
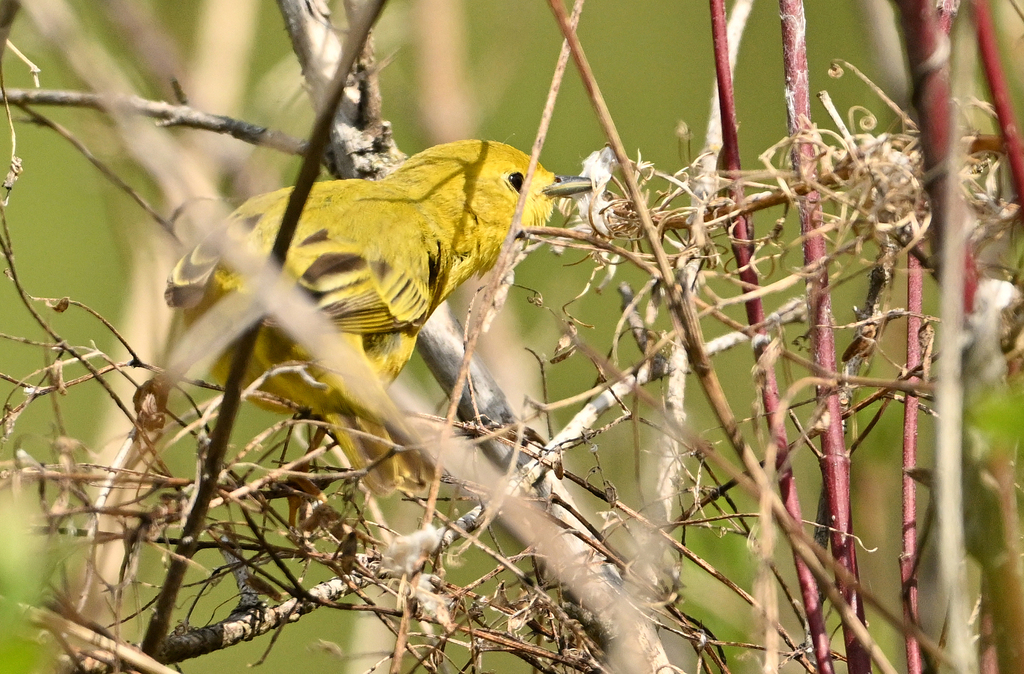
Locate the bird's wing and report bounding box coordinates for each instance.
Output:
[165,186,438,334]
[288,199,438,334]
[165,190,286,309]
[165,237,222,309]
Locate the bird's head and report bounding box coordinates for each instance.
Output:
[396,140,591,228]
[391,140,591,281]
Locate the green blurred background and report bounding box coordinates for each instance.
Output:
[0,0,963,671]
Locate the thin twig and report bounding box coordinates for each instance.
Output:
[430,0,583,525]
[17,106,176,238]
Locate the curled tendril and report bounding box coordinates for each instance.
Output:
[849,106,877,132]
[829,61,845,79]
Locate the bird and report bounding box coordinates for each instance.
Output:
[166,140,591,492]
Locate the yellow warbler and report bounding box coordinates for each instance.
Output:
[166,140,590,493]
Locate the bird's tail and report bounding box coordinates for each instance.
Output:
[326,413,430,494]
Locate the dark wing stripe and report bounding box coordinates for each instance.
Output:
[240,214,261,231]
[164,279,209,309]
[428,244,442,288]
[320,289,380,314]
[301,252,366,285]
[389,279,416,307]
[297,243,432,334]
[392,280,429,327]
[299,228,330,246]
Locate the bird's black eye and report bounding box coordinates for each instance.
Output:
[507,172,524,193]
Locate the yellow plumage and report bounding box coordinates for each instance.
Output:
[166,140,589,492]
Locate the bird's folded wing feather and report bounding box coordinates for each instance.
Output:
[165,187,436,335]
[165,239,222,309]
[164,193,277,309]
[288,199,435,334]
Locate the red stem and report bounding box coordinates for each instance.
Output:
[938,0,959,35]
[777,1,871,672]
[973,0,1024,217]
[901,254,924,674]
[894,0,978,312]
[709,11,758,317]
[980,590,1000,674]
[709,2,833,671]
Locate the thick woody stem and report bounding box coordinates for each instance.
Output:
[276,0,402,180]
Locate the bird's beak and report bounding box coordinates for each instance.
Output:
[543,175,593,197]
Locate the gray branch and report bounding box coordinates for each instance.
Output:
[1,88,306,156]
[276,0,402,179]
[65,558,381,672]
